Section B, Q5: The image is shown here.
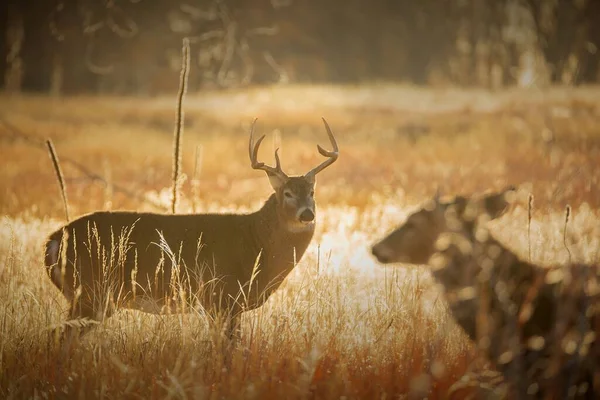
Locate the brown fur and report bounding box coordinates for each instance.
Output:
[45,190,316,337]
[372,188,599,398]
[44,120,339,341]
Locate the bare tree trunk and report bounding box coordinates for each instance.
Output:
[502,40,520,86]
[0,2,7,88]
[50,51,63,97]
[575,0,600,84]
[4,2,24,93]
[488,0,515,89]
[470,0,485,86]
[527,0,580,84]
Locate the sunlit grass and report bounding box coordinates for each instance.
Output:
[0,206,475,398]
[0,85,599,398]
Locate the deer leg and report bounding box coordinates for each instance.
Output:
[217,313,241,369]
[225,313,241,342]
[59,291,112,358]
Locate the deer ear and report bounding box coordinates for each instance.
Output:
[267,172,287,192]
[434,186,442,204]
[452,196,468,214]
[482,186,517,219]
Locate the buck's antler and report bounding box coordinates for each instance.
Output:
[248,118,288,178]
[304,118,339,179]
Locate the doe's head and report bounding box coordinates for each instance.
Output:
[371,186,516,265]
[248,118,339,232]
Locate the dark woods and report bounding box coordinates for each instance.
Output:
[1,0,599,95]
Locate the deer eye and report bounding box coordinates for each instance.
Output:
[284,190,293,199]
[310,190,315,197]
[404,222,416,231]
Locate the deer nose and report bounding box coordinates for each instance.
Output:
[372,245,392,264]
[299,209,315,222]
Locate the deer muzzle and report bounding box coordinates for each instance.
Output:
[298,208,315,223]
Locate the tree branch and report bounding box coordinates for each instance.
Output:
[0,118,169,212]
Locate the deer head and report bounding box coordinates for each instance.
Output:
[372,187,516,264]
[249,118,339,232]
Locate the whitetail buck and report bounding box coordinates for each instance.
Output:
[44,118,339,342]
[372,187,599,398]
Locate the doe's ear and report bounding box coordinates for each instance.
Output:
[267,172,287,192]
[434,186,442,203]
[482,185,517,219]
[451,196,468,213]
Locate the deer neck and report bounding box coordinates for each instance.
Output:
[436,233,544,346]
[252,194,314,277]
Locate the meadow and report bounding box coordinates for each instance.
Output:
[0,84,599,399]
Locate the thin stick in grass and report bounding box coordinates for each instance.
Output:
[191,144,203,213]
[563,205,572,264]
[171,37,191,214]
[527,193,534,262]
[46,139,70,222]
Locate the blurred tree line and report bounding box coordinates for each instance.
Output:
[1,0,599,95]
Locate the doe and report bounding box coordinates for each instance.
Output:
[372,188,599,398]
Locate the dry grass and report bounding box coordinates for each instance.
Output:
[0,84,599,399]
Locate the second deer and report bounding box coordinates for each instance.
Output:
[372,188,599,398]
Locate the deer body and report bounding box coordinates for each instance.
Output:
[372,188,599,398]
[45,194,313,318]
[44,118,339,340]
[429,224,599,399]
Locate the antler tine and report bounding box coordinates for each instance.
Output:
[274,148,282,170]
[248,118,257,160]
[305,117,339,178]
[248,118,287,177]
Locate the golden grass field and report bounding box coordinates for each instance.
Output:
[0,84,599,399]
